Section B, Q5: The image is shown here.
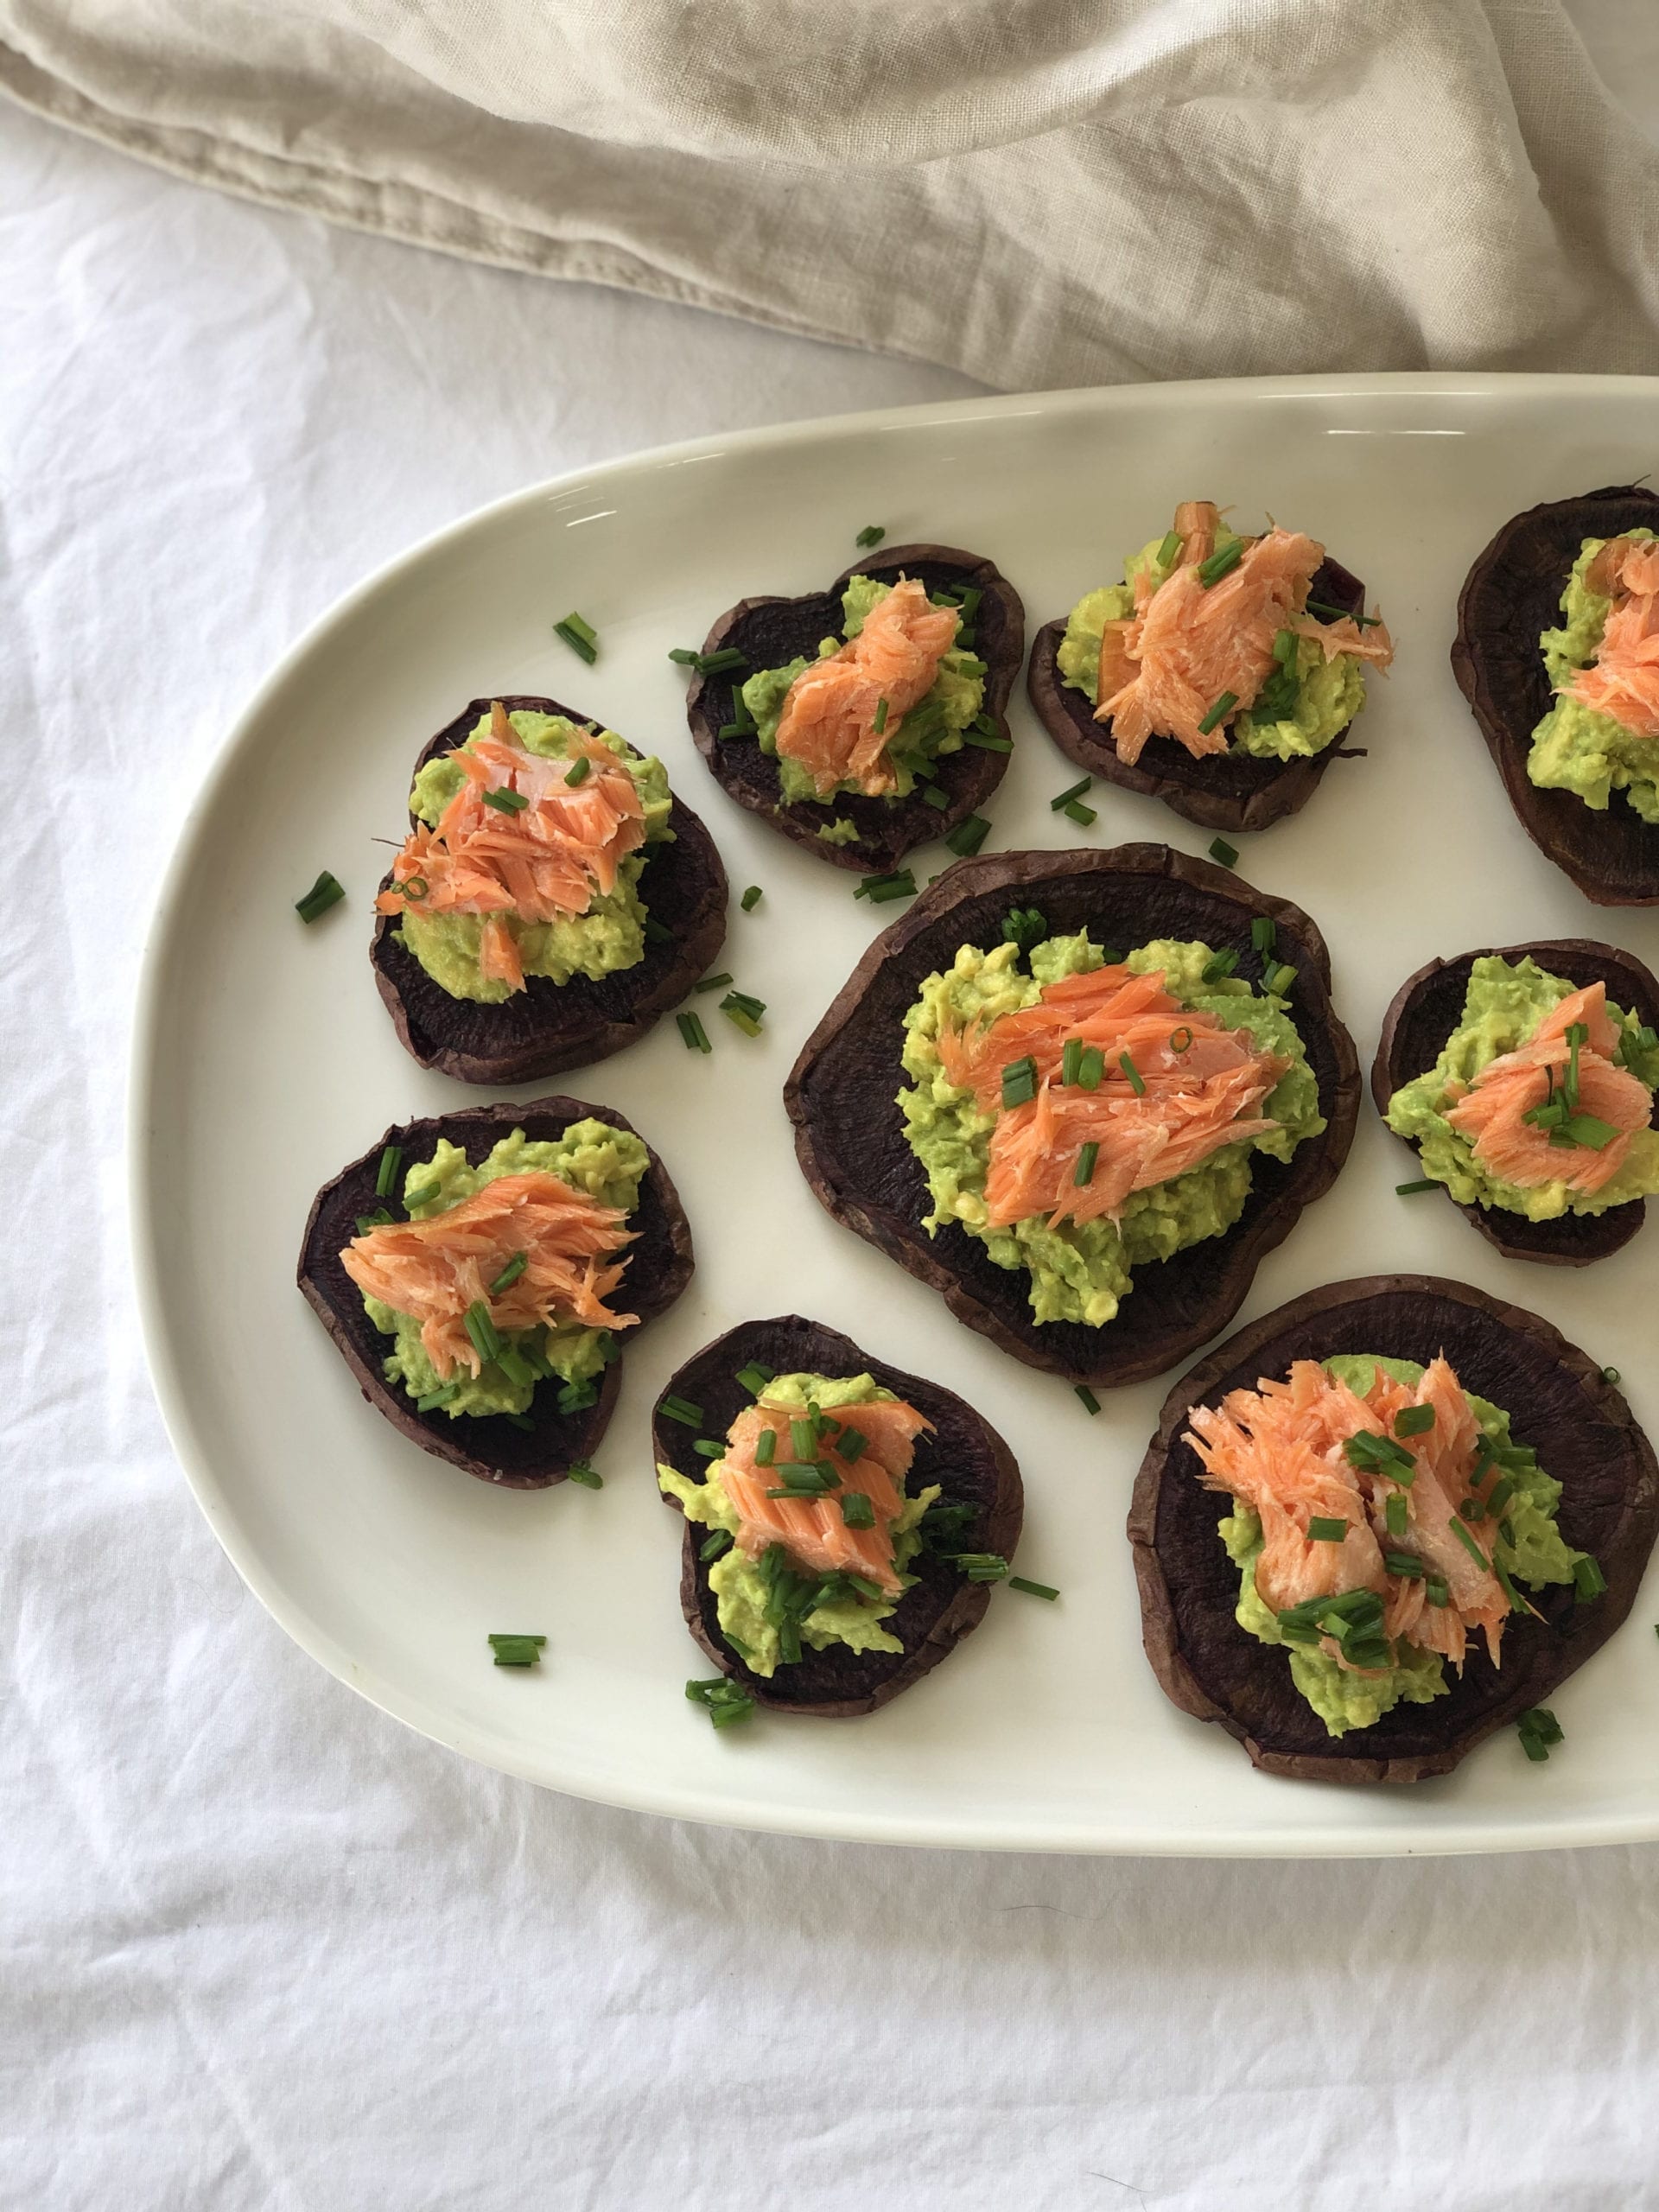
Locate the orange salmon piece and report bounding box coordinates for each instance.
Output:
[340,1170,638,1381]
[1444,981,1649,1196]
[773,578,959,800]
[1567,537,1659,739]
[373,707,648,991]
[716,1394,933,1594]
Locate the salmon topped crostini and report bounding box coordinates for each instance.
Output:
[655,1316,1023,1718]
[1452,484,1659,906]
[370,692,728,1085]
[1128,1276,1658,1784]
[298,1098,693,1487]
[683,545,1025,875]
[1028,500,1391,834]
[1376,944,1659,1267]
[785,846,1359,1390]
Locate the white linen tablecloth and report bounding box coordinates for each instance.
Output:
[5,96,1659,2212]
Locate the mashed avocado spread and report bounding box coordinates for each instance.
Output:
[1055,527,1366,762]
[741,575,987,806]
[1529,531,1659,822]
[658,1374,939,1677]
[364,1121,646,1419]
[1220,1353,1582,1737]
[1386,955,1659,1219]
[398,709,673,1005]
[898,933,1324,1326]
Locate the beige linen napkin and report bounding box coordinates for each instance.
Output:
[3,0,1656,389]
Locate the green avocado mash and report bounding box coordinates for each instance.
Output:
[1386,955,1659,1220]
[741,575,987,808]
[898,932,1325,1326]
[657,1373,939,1677]
[1221,1352,1584,1737]
[1529,531,1659,823]
[397,709,674,1005]
[363,1120,646,1419]
[1054,526,1369,763]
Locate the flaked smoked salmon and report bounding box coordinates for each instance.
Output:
[935,963,1287,1227]
[1567,536,1659,740]
[715,1394,932,1595]
[375,703,648,992]
[1187,1354,1512,1675]
[1443,982,1651,1196]
[340,1170,638,1380]
[1094,509,1393,763]
[773,578,959,799]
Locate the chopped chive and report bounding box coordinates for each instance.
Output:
[1001,1055,1039,1108]
[1307,1516,1348,1543]
[488,1633,546,1668]
[700,1529,733,1560]
[1250,916,1277,956]
[1156,528,1183,567]
[1073,1141,1100,1187]
[1383,1551,1425,1579]
[1118,1050,1146,1096]
[1051,777,1093,812]
[695,972,733,994]
[295,870,346,924]
[404,1180,442,1210]
[1169,1026,1193,1053]
[463,1300,502,1364]
[696,646,747,677]
[1075,1385,1101,1415]
[1384,1491,1408,1539]
[685,1677,756,1728]
[1448,1515,1490,1571]
[563,754,592,788]
[355,1210,393,1236]
[1264,961,1298,998]
[677,1011,712,1053]
[1495,1560,1533,1616]
[872,696,889,735]
[1343,1429,1416,1478]
[482,785,529,813]
[855,869,918,905]
[740,884,763,912]
[845,1572,885,1602]
[1306,599,1380,626]
[1061,1036,1084,1086]
[1484,1474,1516,1517]
[566,1461,603,1490]
[1207,837,1239,868]
[1573,1554,1608,1599]
[554,611,598,662]
[951,1552,1010,1582]
[1395,1178,1438,1195]
[1273,628,1296,665]
[556,1377,596,1415]
[717,690,759,740]
[494,1345,536,1390]
[855,524,887,549]
[416,1382,460,1413]
[1008,1575,1060,1600]
[1076,1045,1104,1090]
[839,1491,876,1529]
[922,785,950,810]
[964,728,1013,752]
[1458,1497,1483,1522]
[944,814,991,858]
[720,990,765,1036]
[1197,690,1238,736]
[659,1394,704,1429]
[1516,1706,1562,1759]
[754,1428,776,1466]
[790,1417,817,1462]
[1198,540,1243,587]
[375,1145,404,1199]
[1561,1113,1620,1150]
[1201,948,1239,982]
[488,1251,528,1295]
[1063,800,1098,827]
[735,1361,773,1395]
[1394,1404,1435,1437]
[644,915,672,943]
[692,1439,724,1459]
[1601,1365,1621,1385]
[1425,1575,1449,1607]
[396,874,429,902]
[668,646,700,665]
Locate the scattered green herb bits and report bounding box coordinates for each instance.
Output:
[488,1633,546,1669]
[295,870,346,924]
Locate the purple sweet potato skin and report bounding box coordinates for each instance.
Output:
[785,843,1358,1389]
[685,546,1024,874]
[653,1314,1023,1716]
[1026,556,1368,835]
[1128,1274,1659,1784]
[1452,486,1659,906]
[371,693,729,1084]
[298,1096,693,1487]
[1371,938,1659,1268]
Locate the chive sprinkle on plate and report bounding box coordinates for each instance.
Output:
[741,885,764,912]
[295,870,345,924]
[855,524,887,549]
[488,1633,547,1669]
[1207,836,1239,868]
